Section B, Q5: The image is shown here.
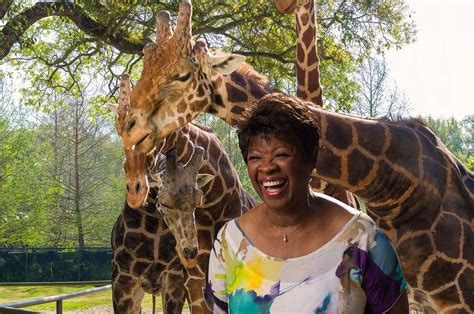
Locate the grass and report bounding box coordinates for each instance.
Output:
[0,285,162,312]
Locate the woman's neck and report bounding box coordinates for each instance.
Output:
[263,190,315,227]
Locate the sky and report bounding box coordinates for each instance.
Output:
[386,0,473,119]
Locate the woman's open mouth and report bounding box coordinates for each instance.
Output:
[261,179,288,196]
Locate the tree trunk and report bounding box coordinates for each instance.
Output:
[74,104,85,249]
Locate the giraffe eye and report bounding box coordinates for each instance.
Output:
[174,73,191,82]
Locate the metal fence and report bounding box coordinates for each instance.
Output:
[0,281,111,314]
[0,281,158,314]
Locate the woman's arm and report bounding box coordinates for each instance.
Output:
[362,229,409,314]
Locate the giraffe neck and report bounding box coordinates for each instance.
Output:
[209,65,276,127]
[296,0,323,106]
[311,107,444,226]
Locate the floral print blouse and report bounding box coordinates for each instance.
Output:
[206,200,407,313]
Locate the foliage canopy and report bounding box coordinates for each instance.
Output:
[1,0,416,111]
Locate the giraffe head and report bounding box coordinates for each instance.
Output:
[274,0,308,14]
[109,74,156,209]
[156,147,214,269]
[122,0,245,154]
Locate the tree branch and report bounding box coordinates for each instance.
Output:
[0,1,148,60]
[0,0,14,20]
[232,49,295,64]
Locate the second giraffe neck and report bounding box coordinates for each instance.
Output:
[295,0,323,106]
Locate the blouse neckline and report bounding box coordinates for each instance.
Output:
[233,208,361,263]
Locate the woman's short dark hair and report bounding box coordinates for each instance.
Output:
[237,93,319,163]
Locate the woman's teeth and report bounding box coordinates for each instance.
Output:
[262,180,286,191]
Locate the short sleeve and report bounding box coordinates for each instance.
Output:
[205,224,229,313]
[362,230,408,313]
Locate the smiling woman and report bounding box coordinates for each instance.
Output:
[205,93,410,314]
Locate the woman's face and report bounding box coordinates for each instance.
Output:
[246,134,315,212]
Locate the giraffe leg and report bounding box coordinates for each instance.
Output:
[161,266,187,314]
[112,272,145,314]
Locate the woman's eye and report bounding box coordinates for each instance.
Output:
[247,155,260,161]
[174,73,191,82]
[275,153,289,158]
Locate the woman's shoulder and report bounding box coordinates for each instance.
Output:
[215,217,249,250]
[314,192,376,231]
[235,203,263,235]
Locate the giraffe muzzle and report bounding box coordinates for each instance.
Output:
[126,181,142,194]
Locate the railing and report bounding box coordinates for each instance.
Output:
[0,281,111,314]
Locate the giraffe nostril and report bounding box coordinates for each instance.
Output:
[183,247,198,259]
[126,184,130,193]
[135,182,141,193]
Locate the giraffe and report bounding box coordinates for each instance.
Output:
[111,75,256,313]
[108,73,157,210]
[247,93,474,313]
[280,1,472,311]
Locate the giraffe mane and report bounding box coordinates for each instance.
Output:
[386,117,474,182]
[209,48,269,87]
[190,121,214,134]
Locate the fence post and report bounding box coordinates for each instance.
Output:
[56,300,62,314]
[152,295,156,314]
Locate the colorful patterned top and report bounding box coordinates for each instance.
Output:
[206,200,408,313]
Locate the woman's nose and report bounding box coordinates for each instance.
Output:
[259,158,277,173]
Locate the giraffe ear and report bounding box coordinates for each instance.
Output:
[196,173,214,189]
[211,53,246,75]
[107,103,119,116]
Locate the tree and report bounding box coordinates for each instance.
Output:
[36,97,124,248]
[0,73,125,247]
[422,115,474,170]
[0,73,52,247]
[0,125,53,246]
[351,56,411,118]
[1,0,416,112]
